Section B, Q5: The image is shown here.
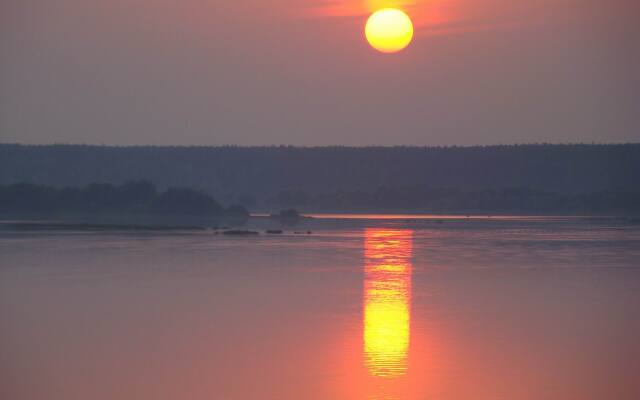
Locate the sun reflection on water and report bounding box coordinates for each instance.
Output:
[363,228,413,379]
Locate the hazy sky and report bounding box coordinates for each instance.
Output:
[1,0,638,145]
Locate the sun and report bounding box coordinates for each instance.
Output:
[365,9,414,53]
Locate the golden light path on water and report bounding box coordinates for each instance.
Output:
[363,228,413,378]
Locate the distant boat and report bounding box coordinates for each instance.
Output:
[222,229,259,235]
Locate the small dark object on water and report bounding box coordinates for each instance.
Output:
[222,229,259,235]
[307,231,312,234]
[266,229,283,234]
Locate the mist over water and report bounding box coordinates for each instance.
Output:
[1,216,639,399]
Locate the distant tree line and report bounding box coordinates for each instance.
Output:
[1,144,638,206]
[0,181,248,217]
[272,186,640,215]
[1,181,637,216]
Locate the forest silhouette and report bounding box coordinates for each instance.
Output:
[1,143,638,215]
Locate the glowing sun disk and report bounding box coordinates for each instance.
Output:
[365,9,414,53]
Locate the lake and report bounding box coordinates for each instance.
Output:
[1,215,639,400]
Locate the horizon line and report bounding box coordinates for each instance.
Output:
[2,142,639,150]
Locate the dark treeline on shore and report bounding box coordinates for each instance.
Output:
[273,186,640,215]
[0,181,248,217]
[1,181,638,216]
[1,144,638,204]
[1,143,639,215]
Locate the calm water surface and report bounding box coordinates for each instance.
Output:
[1,216,639,400]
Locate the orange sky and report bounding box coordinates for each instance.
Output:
[1,0,638,145]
